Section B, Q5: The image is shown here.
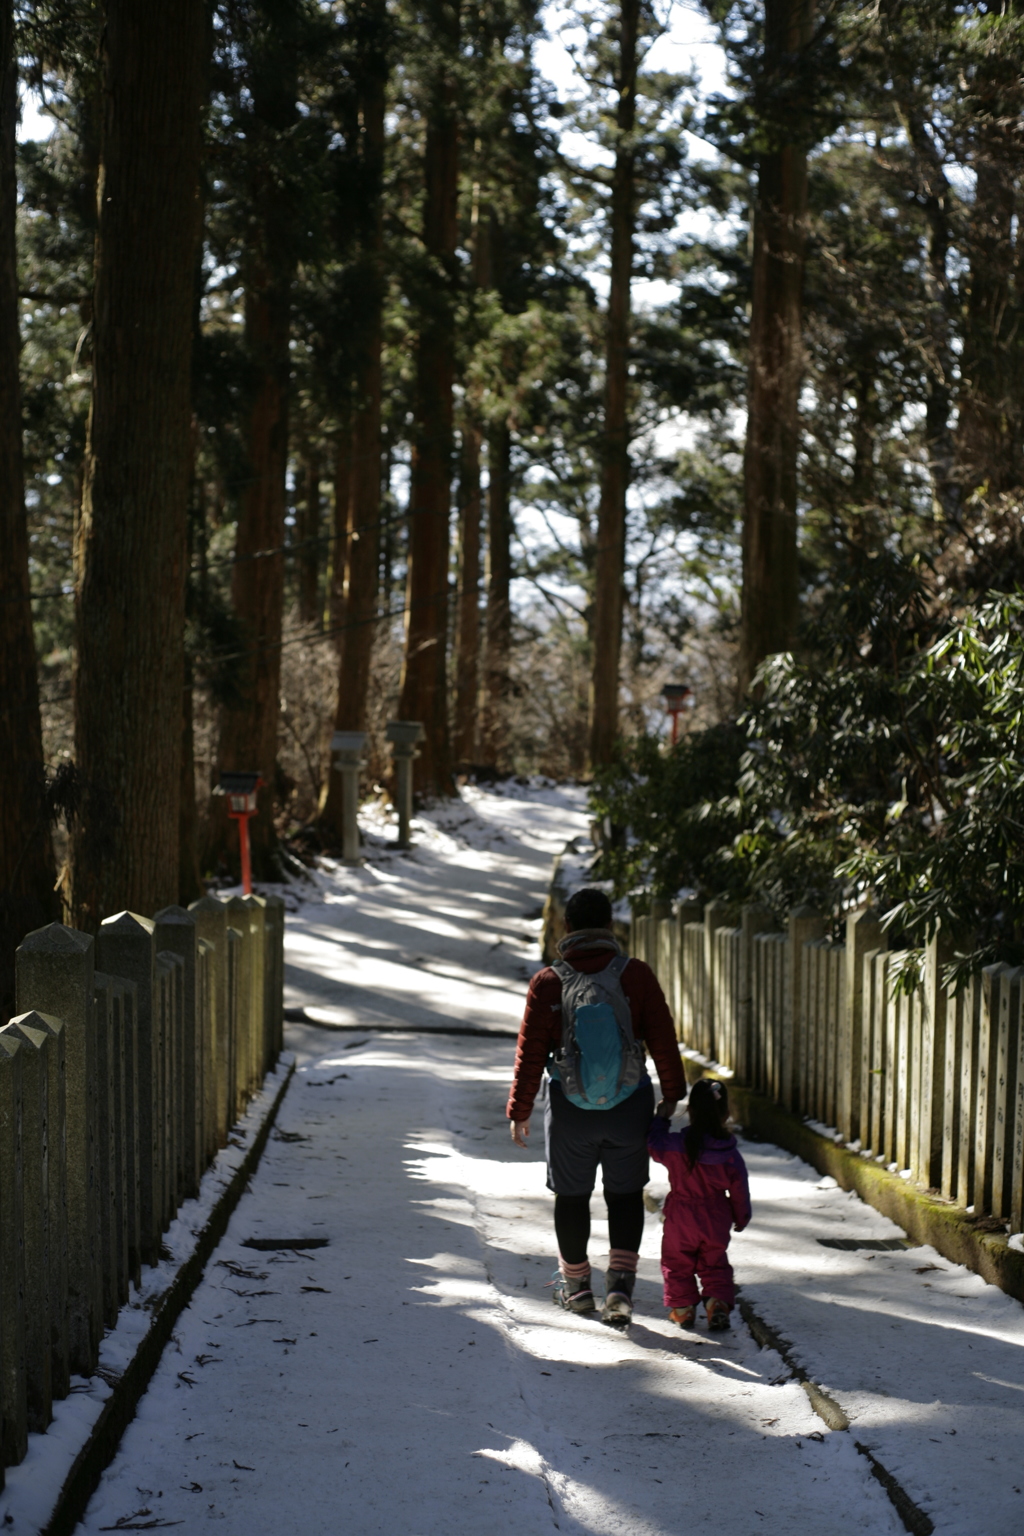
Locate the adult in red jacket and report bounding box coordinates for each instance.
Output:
[508,887,685,1325]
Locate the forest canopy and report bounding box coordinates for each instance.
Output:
[2,0,1024,1005]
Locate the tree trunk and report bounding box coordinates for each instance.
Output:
[216,7,297,879]
[481,422,511,770]
[320,41,386,839]
[0,4,56,1007]
[397,0,460,797]
[737,0,815,697]
[68,0,205,928]
[588,0,639,769]
[328,422,351,645]
[297,450,321,626]
[957,160,1018,497]
[453,423,482,764]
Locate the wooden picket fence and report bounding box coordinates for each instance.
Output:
[0,894,284,1475]
[631,900,1024,1237]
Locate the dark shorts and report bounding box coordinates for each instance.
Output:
[543,1076,655,1197]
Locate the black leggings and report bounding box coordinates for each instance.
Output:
[554,1189,645,1266]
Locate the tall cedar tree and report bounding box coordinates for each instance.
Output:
[482,416,512,764]
[0,0,56,1009]
[398,0,461,796]
[322,0,388,838]
[69,0,205,927]
[217,0,299,875]
[589,0,640,768]
[738,0,815,695]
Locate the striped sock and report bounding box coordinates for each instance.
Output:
[558,1256,591,1280]
[609,1248,638,1274]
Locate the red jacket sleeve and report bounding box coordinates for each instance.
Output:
[506,969,560,1121]
[728,1152,752,1232]
[629,960,686,1104]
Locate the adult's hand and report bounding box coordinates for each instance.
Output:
[655,1099,677,1120]
[511,1117,531,1148]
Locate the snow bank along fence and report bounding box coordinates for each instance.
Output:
[631,899,1024,1240]
[0,894,284,1476]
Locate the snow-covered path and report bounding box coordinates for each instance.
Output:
[73,785,1024,1536]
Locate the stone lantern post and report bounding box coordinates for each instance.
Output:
[385,720,424,850]
[331,731,368,864]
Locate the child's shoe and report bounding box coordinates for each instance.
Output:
[600,1269,635,1329]
[669,1306,697,1328]
[551,1271,596,1315]
[705,1297,731,1331]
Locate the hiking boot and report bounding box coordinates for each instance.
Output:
[705,1297,731,1331]
[600,1268,636,1329]
[669,1306,697,1329]
[551,1271,596,1315]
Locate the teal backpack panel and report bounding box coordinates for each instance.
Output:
[550,955,645,1110]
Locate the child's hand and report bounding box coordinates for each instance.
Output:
[655,1099,676,1120]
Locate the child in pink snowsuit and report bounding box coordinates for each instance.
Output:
[648,1079,750,1330]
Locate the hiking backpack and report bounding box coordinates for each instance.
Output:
[550,956,646,1110]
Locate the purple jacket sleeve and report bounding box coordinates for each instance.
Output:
[647,1116,679,1164]
[728,1152,752,1231]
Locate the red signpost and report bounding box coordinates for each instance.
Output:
[215,772,263,894]
[661,683,692,746]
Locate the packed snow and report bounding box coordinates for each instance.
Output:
[71,782,1024,1535]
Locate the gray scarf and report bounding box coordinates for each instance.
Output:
[557,927,620,958]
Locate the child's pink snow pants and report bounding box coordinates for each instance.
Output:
[661,1190,736,1308]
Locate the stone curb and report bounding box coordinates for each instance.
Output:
[29,1053,295,1536]
[737,1295,933,1536]
[723,1080,1024,1305]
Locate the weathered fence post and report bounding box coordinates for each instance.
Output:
[738,906,773,1087]
[0,1031,26,1466]
[919,928,954,1191]
[16,923,100,1374]
[13,1011,69,1399]
[703,900,731,1064]
[95,914,160,1265]
[225,897,252,1113]
[264,893,286,1059]
[91,975,121,1328]
[0,1019,50,1434]
[993,965,1023,1219]
[842,906,883,1144]
[241,895,268,1085]
[189,895,230,1153]
[785,906,824,1114]
[154,907,200,1198]
[975,965,1005,1212]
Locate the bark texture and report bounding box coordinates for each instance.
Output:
[216,6,297,877]
[398,0,460,796]
[0,4,56,1007]
[453,422,482,764]
[297,450,322,626]
[481,422,512,770]
[588,0,639,768]
[69,0,205,928]
[737,0,815,697]
[320,34,386,838]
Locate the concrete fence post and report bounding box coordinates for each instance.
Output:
[703,900,731,1064]
[91,976,120,1329]
[0,1019,50,1435]
[16,923,100,1375]
[738,906,773,1087]
[95,914,159,1265]
[12,1011,68,1400]
[0,1032,26,1466]
[785,906,824,1113]
[993,965,1023,1219]
[226,924,244,1123]
[225,898,252,1113]
[920,928,954,1192]
[189,896,230,1154]
[264,894,286,1059]
[154,907,200,1198]
[154,955,177,1224]
[241,895,268,1085]
[841,906,884,1143]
